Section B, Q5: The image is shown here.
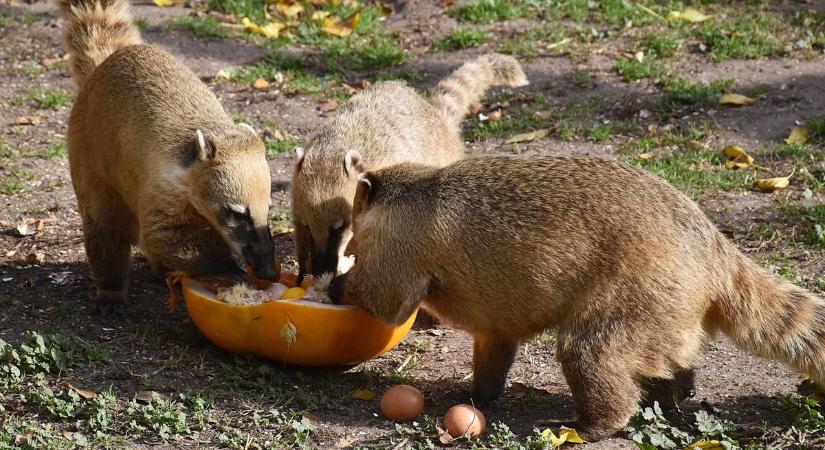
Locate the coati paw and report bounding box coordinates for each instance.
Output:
[470,385,502,406]
[95,291,124,315]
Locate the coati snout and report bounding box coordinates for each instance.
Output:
[190,128,277,281]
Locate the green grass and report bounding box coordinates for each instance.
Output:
[165,16,228,39]
[22,87,73,110]
[44,137,66,159]
[322,34,405,72]
[780,203,825,249]
[266,137,298,157]
[235,52,340,94]
[806,117,825,145]
[696,14,787,61]
[434,27,491,51]
[615,58,669,82]
[655,79,734,116]
[642,32,682,58]
[451,0,532,24]
[1,167,35,194]
[0,138,20,160]
[500,26,570,59]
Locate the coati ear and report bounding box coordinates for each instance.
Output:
[294,147,305,172]
[356,172,379,203]
[237,122,256,134]
[344,150,365,177]
[195,130,217,160]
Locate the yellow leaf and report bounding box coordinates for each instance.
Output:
[351,389,375,400]
[541,427,586,448]
[719,92,754,106]
[786,126,809,145]
[152,0,175,6]
[753,169,795,193]
[276,2,304,19]
[637,152,654,160]
[241,17,284,38]
[686,440,724,450]
[280,320,297,343]
[722,145,754,170]
[667,7,713,23]
[252,78,270,90]
[321,12,360,37]
[312,10,330,23]
[506,128,553,144]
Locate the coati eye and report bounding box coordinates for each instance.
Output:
[223,204,250,226]
[331,220,348,233]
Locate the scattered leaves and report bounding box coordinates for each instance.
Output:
[719,92,754,106]
[16,218,46,236]
[241,17,285,38]
[667,7,713,23]
[506,128,554,144]
[276,2,304,19]
[321,12,360,37]
[351,389,375,400]
[722,146,754,169]
[753,169,795,193]
[786,126,809,145]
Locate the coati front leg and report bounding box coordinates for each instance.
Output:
[294,221,311,284]
[79,196,138,315]
[471,333,519,405]
[557,337,642,441]
[641,367,696,409]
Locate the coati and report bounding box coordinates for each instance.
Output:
[59,0,277,313]
[291,53,528,281]
[330,155,825,440]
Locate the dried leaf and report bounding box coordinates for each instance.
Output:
[719,92,754,106]
[335,437,357,448]
[541,426,586,448]
[276,2,303,19]
[686,440,725,450]
[16,218,45,236]
[15,252,44,266]
[135,391,162,403]
[633,51,644,63]
[506,128,553,144]
[319,99,339,112]
[242,17,284,38]
[280,320,297,343]
[722,145,754,170]
[321,12,360,37]
[667,7,713,23]
[436,425,454,444]
[351,389,375,400]
[62,381,96,399]
[637,152,654,160]
[152,0,175,6]
[753,169,795,193]
[13,115,45,125]
[252,78,270,90]
[547,38,572,50]
[786,126,809,145]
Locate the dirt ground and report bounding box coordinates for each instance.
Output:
[0,0,823,449]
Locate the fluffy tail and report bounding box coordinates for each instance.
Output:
[430,53,529,130]
[714,242,825,385]
[57,0,142,88]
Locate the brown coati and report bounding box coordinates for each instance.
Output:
[59,0,277,313]
[291,53,528,281]
[330,155,825,440]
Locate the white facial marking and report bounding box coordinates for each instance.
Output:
[195,129,207,153]
[228,203,246,214]
[238,122,255,134]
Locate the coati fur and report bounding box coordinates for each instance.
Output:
[59,0,277,313]
[330,155,825,440]
[291,53,528,280]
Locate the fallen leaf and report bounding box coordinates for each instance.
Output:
[15,251,44,266]
[637,152,654,160]
[541,426,586,448]
[753,169,795,193]
[351,389,375,400]
[276,2,303,20]
[506,128,554,144]
[241,17,284,38]
[633,51,644,63]
[786,126,809,145]
[687,440,725,450]
[719,92,754,106]
[547,37,572,50]
[302,412,319,423]
[722,145,754,169]
[16,218,46,236]
[436,425,454,444]
[13,115,44,125]
[152,0,175,6]
[135,391,162,403]
[311,10,330,23]
[321,12,360,37]
[252,78,270,90]
[335,437,357,448]
[488,110,502,121]
[280,320,297,343]
[62,381,96,399]
[319,99,339,112]
[215,68,234,80]
[667,7,713,23]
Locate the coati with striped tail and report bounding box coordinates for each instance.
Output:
[59,0,277,313]
[291,53,528,281]
[330,155,825,441]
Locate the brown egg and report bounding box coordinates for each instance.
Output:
[443,404,486,437]
[379,385,424,421]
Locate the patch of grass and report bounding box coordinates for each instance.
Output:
[26,87,73,110]
[451,0,533,24]
[1,167,36,195]
[235,52,339,94]
[614,57,668,82]
[134,18,148,30]
[434,27,491,51]
[780,203,825,249]
[166,15,228,39]
[568,70,591,88]
[806,117,825,145]
[322,34,405,72]
[207,0,266,23]
[655,79,734,116]
[642,32,682,58]
[44,137,66,159]
[0,138,21,160]
[500,26,570,59]
[266,137,298,157]
[696,14,786,61]
[587,121,638,143]
[625,402,739,449]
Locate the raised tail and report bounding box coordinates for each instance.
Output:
[713,241,825,385]
[57,0,142,88]
[430,53,528,131]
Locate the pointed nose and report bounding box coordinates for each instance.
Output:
[244,227,277,281]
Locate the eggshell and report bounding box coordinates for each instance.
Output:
[281,287,306,300]
[264,282,288,299]
[443,404,485,437]
[380,385,424,421]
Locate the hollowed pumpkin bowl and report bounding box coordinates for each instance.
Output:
[182,277,417,366]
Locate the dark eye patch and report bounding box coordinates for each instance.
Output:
[179,140,199,166]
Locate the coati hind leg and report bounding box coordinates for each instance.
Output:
[557,338,642,441]
[471,333,519,405]
[79,194,138,315]
[641,367,696,409]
